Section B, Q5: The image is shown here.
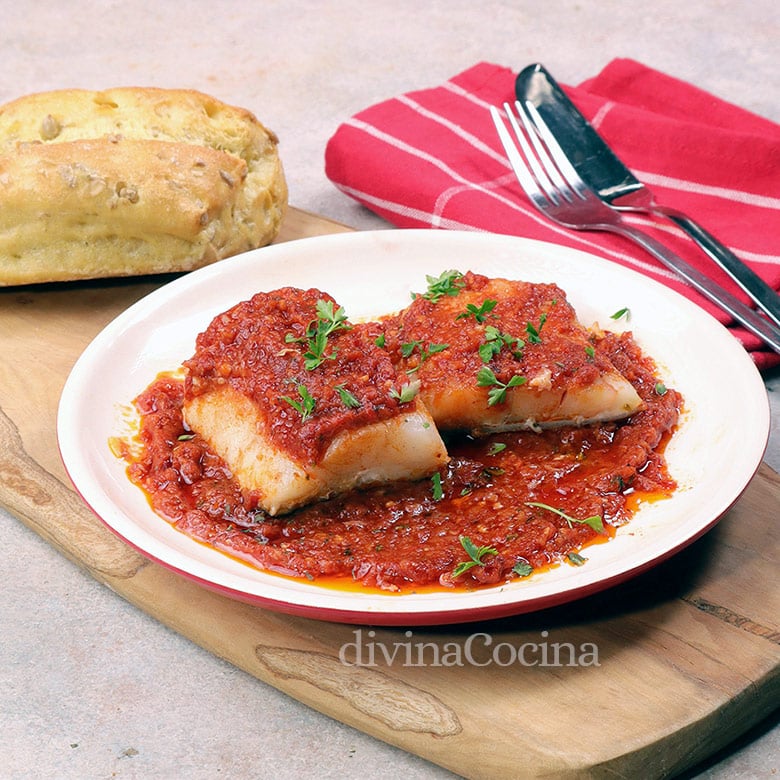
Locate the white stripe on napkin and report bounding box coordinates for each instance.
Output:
[632,170,780,211]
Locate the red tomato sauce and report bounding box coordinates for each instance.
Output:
[184,287,406,463]
[120,330,681,592]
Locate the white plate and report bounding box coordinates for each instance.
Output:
[57,230,770,625]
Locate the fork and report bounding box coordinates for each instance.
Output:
[514,62,780,329]
[490,101,780,355]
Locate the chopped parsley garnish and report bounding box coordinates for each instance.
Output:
[488,442,507,456]
[585,344,595,360]
[285,299,352,370]
[452,535,498,578]
[456,298,498,323]
[400,340,420,359]
[477,366,527,406]
[335,384,361,409]
[525,501,605,534]
[655,382,668,396]
[525,313,547,344]
[419,270,465,303]
[512,559,533,578]
[431,472,444,501]
[421,342,449,360]
[390,379,420,404]
[374,333,386,348]
[401,340,449,371]
[479,325,524,363]
[281,383,316,421]
[567,552,587,566]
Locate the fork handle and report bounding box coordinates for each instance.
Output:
[649,207,780,329]
[604,221,780,354]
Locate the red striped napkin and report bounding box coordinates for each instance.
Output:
[325,59,780,369]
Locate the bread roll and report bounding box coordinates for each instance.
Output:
[0,87,287,285]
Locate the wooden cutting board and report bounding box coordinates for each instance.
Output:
[1,207,778,779]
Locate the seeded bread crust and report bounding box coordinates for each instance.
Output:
[0,87,287,285]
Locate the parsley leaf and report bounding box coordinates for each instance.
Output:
[479,325,524,363]
[477,366,527,405]
[525,313,547,344]
[401,340,449,372]
[512,560,533,578]
[419,270,465,303]
[456,298,498,323]
[425,342,449,357]
[281,384,316,421]
[402,340,448,360]
[390,379,420,404]
[286,299,352,370]
[431,472,444,501]
[525,501,605,534]
[335,384,361,409]
[479,337,501,364]
[452,535,498,578]
[400,339,422,358]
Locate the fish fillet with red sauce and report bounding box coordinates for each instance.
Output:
[385,271,643,433]
[182,287,448,515]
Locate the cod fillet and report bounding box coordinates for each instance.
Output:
[183,287,447,516]
[387,271,643,433]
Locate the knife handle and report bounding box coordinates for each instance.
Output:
[652,208,780,329]
[603,220,780,354]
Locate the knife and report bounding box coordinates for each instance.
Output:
[515,63,780,329]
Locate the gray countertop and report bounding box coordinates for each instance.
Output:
[1,2,778,777]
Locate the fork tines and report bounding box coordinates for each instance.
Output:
[491,100,580,209]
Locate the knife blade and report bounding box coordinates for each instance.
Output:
[515,63,780,329]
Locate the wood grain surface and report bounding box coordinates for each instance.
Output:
[1,207,778,779]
